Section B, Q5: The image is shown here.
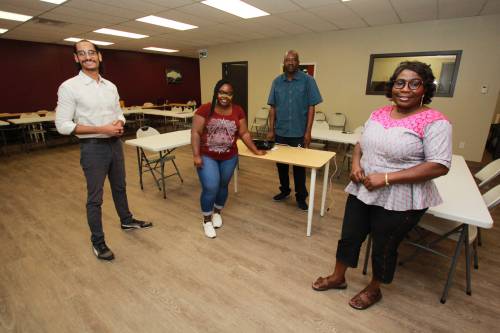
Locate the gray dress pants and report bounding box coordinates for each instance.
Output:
[80,138,133,245]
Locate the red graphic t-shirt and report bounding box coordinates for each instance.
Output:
[196,103,245,160]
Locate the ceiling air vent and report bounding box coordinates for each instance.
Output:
[33,18,70,27]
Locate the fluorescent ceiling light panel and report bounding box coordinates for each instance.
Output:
[143,47,179,53]
[94,28,148,39]
[40,0,67,4]
[0,28,8,34]
[136,15,197,31]
[201,0,269,19]
[64,37,114,46]
[0,10,32,22]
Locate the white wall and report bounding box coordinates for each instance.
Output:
[200,14,500,162]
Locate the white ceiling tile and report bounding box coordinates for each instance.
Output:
[0,19,23,30]
[246,15,312,34]
[15,21,95,35]
[89,0,167,13]
[39,6,127,26]
[290,0,339,9]
[152,9,219,27]
[0,3,48,16]
[345,0,400,26]
[244,0,302,14]
[177,3,242,23]
[308,3,368,29]
[277,10,338,32]
[438,0,487,19]
[2,34,59,43]
[144,0,198,8]
[65,0,143,19]
[391,0,437,22]
[480,0,500,15]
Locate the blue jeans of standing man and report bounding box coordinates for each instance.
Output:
[197,154,239,216]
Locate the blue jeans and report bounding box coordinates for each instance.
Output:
[197,154,238,215]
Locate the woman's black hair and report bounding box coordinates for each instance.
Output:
[210,79,233,115]
[73,40,104,74]
[385,61,436,105]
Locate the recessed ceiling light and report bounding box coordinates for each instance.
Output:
[136,15,197,31]
[0,10,32,22]
[64,37,114,46]
[0,28,8,34]
[201,0,269,19]
[143,47,179,53]
[341,0,351,2]
[94,28,148,39]
[40,0,67,4]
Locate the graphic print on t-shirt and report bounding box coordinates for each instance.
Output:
[205,118,238,154]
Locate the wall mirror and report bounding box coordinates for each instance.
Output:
[366,50,462,97]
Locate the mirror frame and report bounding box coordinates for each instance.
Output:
[365,50,462,97]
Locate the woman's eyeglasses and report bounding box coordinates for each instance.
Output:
[393,79,423,90]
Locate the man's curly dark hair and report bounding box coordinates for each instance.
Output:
[385,61,436,105]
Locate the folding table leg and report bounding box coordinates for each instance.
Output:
[137,147,143,190]
[320,161,329,216]
[306,168,317,237]
[440,224,466,304]
[161,158,166,199]
[464,225,471,295]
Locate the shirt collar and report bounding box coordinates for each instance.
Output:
[281,70,303,81]
[78,70,106,85]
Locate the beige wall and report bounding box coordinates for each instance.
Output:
[200,15,500,162]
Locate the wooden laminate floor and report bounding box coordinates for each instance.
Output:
[0,142,499,333]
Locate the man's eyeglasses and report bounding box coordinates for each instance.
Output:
[76,50,98,57]
[218,91,233,97]
[393,79,423,90]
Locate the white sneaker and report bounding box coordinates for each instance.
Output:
[212,213,223,228]
[203,221,216,238]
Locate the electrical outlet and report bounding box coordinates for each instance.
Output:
[459,141,465,149]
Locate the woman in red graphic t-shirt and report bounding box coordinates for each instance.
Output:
[191,79,265,238]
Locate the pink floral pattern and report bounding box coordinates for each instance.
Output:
[370,105,449,138]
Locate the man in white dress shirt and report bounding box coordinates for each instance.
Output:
[56,40,152,261]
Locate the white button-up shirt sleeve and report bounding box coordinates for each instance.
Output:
[55,82,78,135]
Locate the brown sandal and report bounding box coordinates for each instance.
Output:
[348,287,382,310]
[312,276,348,291]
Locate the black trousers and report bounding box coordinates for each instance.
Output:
[80,139,133,245]
[336,195,427,284]
[275,135,308,202]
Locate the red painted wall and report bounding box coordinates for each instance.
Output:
[0,39,201,113]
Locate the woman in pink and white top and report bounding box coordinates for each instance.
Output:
[312,61,452,310]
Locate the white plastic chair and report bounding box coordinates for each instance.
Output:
[250,107,269,136]
[310,121,330,150]
[143,102,154,108]
[329,112,346,131]
[136,126,183,199]
[474,159,500,188]
[314,111,327,122]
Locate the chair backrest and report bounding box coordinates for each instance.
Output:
[136,126,160,138]
[483,184,500,209]
[312,120,330,131]
[475,159,500,187]
[20,112,40,118]
[183,107,194,112]
[314,111,326,122]
[172,106,183,112]
[143,102,154,107]
[255,107,269,119]
[329,113,346,130]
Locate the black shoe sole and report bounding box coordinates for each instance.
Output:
[121,224,153,230]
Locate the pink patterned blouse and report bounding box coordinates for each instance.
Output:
[345,105,452,211]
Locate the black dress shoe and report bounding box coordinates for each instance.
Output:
[92,242,114,260]
[121,218,153,230]
[297,200,308,211]
[273,192,291,201]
